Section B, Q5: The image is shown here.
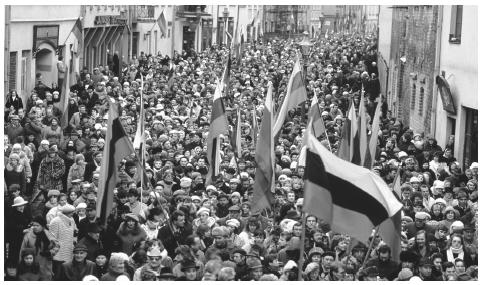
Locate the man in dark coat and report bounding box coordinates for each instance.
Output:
[56,243,96,281]
[364,245,399,280]
[78,223,104,262]
[157,210,193,258]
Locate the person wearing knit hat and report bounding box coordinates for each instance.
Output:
[396,267,414,280]
[303,262,320,281]
[449,220,464,234]
[226,218,240,230]
[404,210,436,239]
[308,247,324,263]
[47,189,61,198]
[193,207,216,229]
[244,257,263,280]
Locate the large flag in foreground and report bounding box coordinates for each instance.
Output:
[252,82,275,213]
[205,80,229,185]
[97,103,136,226]
[273,58,307,136]
[303,122,403,242]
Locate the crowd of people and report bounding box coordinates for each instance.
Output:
[4,29,478,281]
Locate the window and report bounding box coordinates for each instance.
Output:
[9,52,17,92]
[21,50,30,95]
[411,83,416,110]
[418,87,424,116]
[449,5,462,43]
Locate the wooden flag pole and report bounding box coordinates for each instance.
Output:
[297,210,307,281]
[361,226,380,269]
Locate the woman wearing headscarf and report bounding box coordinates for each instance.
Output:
[67,154,86,190]
[116,213,147,255]
[192,207,216,231]
[4,153,26,193]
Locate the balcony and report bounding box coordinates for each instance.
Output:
[132,5,155,23]
[176,5,211,19]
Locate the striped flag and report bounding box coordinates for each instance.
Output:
[273,58,308,136]
[231,108,242,158]
[133,75,145,151]
[303,122,403,242]
[364,98,382,169]
[157,9,167,38]
[97,103,136,226]
[205,80,229,185]
[252,82,275,213]
[221,54,232,104]
[59,64,70,129]
[250,109,258,146]
[337,100,357,161]
[378,210,402,263]
[167,61,176,90]
[352,92,368,166]
[391,168,402,199]
[309,93,326,138]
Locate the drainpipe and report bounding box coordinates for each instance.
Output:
[5,5,11,98]
[431,6,443,138]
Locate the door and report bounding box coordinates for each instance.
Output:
[183,26,196,52]
[463,107,478,171]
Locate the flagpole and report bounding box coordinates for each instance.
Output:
[297,210,307,280]
[361,226,379,269]
[140,74,145,203]
[313,91,332,152]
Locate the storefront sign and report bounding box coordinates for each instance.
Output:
[94,15,127,26]
[436,75,456,114]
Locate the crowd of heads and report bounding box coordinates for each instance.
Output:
[4,30,478,281]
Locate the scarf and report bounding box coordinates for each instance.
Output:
[446,246,464,262]
[34,230,51,256]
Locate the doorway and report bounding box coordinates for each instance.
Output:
[183,25,196,53]
[35,44,55,87]
[463,107,478,171]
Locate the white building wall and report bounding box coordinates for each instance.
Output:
[136,6,174,57]
[9,5,81,103]
[435,5,478,167]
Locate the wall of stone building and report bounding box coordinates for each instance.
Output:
[389,6,438,135]
[404,6,438,135]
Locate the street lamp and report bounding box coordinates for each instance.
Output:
[298,31,313,77]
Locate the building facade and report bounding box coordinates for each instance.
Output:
[378,5,478,169]
[6,5,82,104]
[434,5,478,169]
[379,6,439,134]
[82,5,130,72]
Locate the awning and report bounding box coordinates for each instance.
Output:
[435,75,456,114]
